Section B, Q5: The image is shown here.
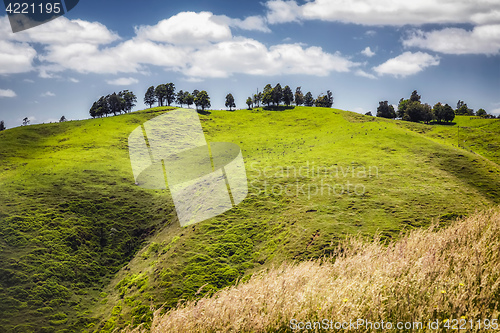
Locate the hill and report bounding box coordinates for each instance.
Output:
[0,107,498,332]
[131,207,500,332]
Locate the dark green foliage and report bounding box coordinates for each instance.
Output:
[155,84,167,107]
[59,116,66,123]
[144,86,157,108]
[433,103,455,123]
[314,91,334,108]
[119,90,137,113]
[272,83,282,106]
[282,85,293,106]
[90,91,137,118]
[184,92,194,108]
[165,83,176,106]
[455,101,474,115]
[294,87,304,106]
[1,120,6,131]
[365,111,373,116]
[410,90,421,102]
[253,92,261,108]
[262,84,273,107]
[246,97,253,109]
[304,92,314,107]
[376,101,396,119]
[194,90,211,111]
[476,108,487,117]
[225,93,236,111]
[176,90,184,107]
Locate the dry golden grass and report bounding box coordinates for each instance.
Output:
[126,208,500,332]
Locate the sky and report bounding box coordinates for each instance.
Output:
[0,0,499,128]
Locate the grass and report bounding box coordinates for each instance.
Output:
[0,106,499,331]
[128,207,500,332]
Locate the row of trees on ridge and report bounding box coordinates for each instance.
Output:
[89,90,137,118]
[244,84,333,109]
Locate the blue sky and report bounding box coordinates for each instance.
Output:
[0,0,499,127]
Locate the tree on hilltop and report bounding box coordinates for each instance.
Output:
[476,108,487,117]
[246,97,253,109]
[262,84,273,107]
[376,101,396,119]
[59,116,67,122]
[295,87,304,106]
[119,90,137,113]
[283,85,293,106]
[22,117,30,126]
[225,93,236,111]
[165,83,176,106]
[0,120,5,131]
[155,84,167,107]
[176,90,185,107]
[253,92,261,108]
[144,86,156,108]
[304,92,314,107]
[195,90,211,111]
[272,83,282,106]
[184,92,194,108]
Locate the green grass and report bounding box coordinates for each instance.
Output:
[0,107,499,332]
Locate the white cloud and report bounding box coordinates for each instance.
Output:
[213,15,271,33]
[0,12,359,79]
[135,12,232,44]
[0,40,36,74]
[373,52,440,77]
[0,89,16,97]
[355,69,377,79]
[41,91,56,97]
[365,30,377,36]
[403,25,500,55]
[361,46,375,57]
[264,0,500,26]
[184,40,358,78]
[265,0,302,24]
[106,77,139,86]
[68,77,79,83]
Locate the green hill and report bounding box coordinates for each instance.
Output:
[0,107,498,332]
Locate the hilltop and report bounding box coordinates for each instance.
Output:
[0,107,498,332]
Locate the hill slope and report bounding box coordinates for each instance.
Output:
[0,107,498,332]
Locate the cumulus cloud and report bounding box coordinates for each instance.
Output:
[361,46,375,57]
[0,12,359,79]
[373,52,440,78]
[264,0,500,26]
[355,69,377,79]
[213,15,271,32]
[403,25,500,55]
[135,12,232,44]
[106,77,139,86]
[0,89,16,97]
[0,40,36,74]
[265,0,302,24]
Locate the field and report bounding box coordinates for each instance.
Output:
[0,106,498,332]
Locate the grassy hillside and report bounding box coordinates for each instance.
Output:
[0,107,498,332]
[134,207,500,333]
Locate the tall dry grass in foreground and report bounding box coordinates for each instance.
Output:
[129,208,500,332]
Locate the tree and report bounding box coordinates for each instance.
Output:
[155,84,167,106]
[295,87,304,106]
[195,90,211,111]
[304,92,314,107]
[144,86,156,108]
[119,90,137,113]
[432,102,445,122]
[456,104,474,115]
[314,95,328,107]
[108,93,123,116]
[184,92,194,108]
[59,116,67,122]
[193,89,200,98]
[246,97,253,109]
[397,98,410,118]
[365,111,373,116]
[225,93,236,111]
[165,83,176,106]
[262,84,273,107]
[325,90,334,107]
[176,90,184,107]
[443,104,455,122]
[22,117,30,126]
[272,83,282,106]
[476,108,487,117]
[410,90,421,102]
[376,101,396,119]
[0,120,5,131]
[421,103,434,124]
[253,92,261,108]
[282,85,293,106]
